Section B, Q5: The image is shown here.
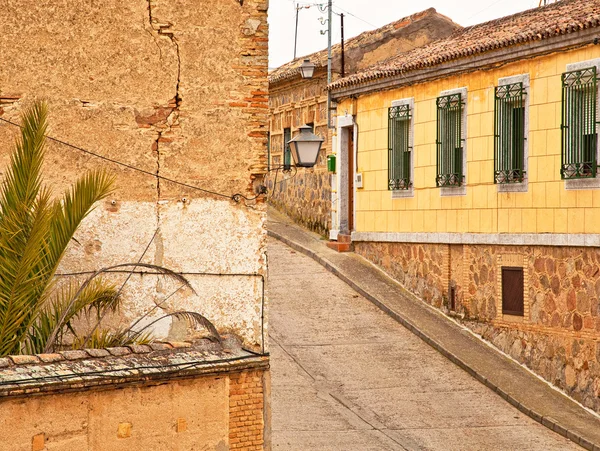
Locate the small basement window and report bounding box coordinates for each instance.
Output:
[501,267,524,316]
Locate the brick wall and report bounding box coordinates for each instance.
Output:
[229,370,266,450]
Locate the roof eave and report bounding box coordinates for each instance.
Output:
[329,27,600,99]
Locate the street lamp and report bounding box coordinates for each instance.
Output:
[299,59,316,79]
[287,125,324,168]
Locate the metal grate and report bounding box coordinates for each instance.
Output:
[494,83,526,184]
[561,67,598,179]
[388,105,412,190]
[436,93,463,187]
[501,267,524,316]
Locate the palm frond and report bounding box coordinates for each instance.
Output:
[0,190,54,356]
[44,263,194,353]
[46,169,114,271]
[133,311,222,344]
[25,279,121,354]
[72,327,153,349]
[0,102,47,219]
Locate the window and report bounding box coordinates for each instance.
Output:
[561,66,597,179]
[283,127,291,169]
[388,104,412,191]
[436,92,464,188]
[501,267,524,316]
[494,82,526,184]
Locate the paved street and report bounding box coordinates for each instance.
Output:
[267,237,581,450]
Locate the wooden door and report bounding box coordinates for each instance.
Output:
[348,128,354,232]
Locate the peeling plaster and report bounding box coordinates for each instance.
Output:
[0,0,269,350]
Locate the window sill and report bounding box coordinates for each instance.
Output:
[440,185,467,197]
[565,175,600,190]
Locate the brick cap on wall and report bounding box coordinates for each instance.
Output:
[0,336,269,398]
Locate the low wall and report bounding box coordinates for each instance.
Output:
[0,341,269,451]
[355,241,600,413]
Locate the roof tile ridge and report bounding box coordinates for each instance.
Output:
[0,341,200,367]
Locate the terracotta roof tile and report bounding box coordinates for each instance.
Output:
[269,8,455,84]
[329,0,600,91]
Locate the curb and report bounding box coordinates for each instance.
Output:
[268,228,600,451]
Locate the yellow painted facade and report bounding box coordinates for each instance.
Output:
[343,45,600,235]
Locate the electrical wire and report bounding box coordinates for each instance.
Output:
[0,353,268,387]
[0,117,262,204]
[331,4,377,29]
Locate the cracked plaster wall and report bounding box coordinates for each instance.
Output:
[0,0,269,349]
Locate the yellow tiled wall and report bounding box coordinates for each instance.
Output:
[344,45,600,235]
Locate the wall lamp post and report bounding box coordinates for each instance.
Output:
[288,125,324,168]
[257,125,324,196]
[299,59,316,79]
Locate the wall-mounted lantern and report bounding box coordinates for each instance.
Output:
[299,59,316,79]
[288,125,324,168]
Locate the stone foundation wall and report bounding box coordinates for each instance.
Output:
[268,169,331,237]
[355,241,600,413]
[355,242,448,306]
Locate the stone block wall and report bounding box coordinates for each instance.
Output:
[268,169,331,237]
[355,242,448,306]
[355,241,600,413]
[268,74,332,236]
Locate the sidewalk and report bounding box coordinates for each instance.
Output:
[267,207,600,451]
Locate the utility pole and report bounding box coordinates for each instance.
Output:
[340,13,345,78]
[294,3,301,59]
[326,0,333,128]
[294,3,311,60]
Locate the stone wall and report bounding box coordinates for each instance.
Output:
[268,169,331,237]
[355,242,448,306]
[0,0,269,349]
[268,73,332,236]
[355,241,600,413]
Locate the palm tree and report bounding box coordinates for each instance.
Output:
[0,101,123,356]
[0,102,222,357]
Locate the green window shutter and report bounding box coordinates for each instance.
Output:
[494,82,526,184]
[561,67,597,179]
[388,105,412,190]
[436,93,463,187]
[283,127,292,169]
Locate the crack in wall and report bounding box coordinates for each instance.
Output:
[145,0,182,229]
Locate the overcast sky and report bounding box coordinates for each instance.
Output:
[268,0,546,69]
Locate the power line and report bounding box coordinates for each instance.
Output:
[0,117,259,203]
[331,5,377,29]
[466,0,506,22]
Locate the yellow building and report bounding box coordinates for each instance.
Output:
[329,0,600,413]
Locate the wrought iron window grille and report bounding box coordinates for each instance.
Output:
[561,66,598,179]
[283,127,292,170]
[388,104,412,191]
[494,82,526,184]
[436,93,464,187]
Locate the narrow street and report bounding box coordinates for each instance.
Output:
[267,237,581,450]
